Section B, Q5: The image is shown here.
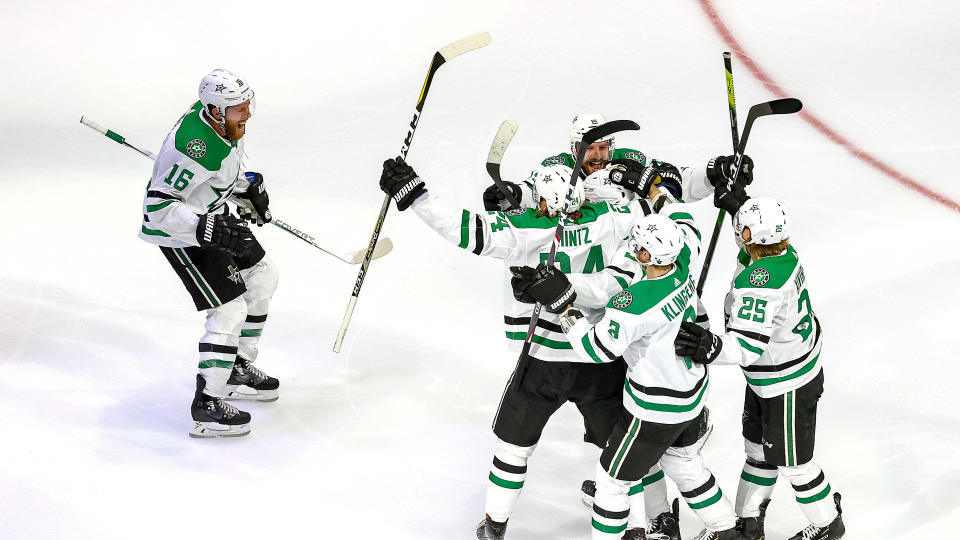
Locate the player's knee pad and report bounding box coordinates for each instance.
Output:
[660,444,707,488]
[494,438,536,466]
[241,254,279,304]
[744,438,765,463]
[778,460,821,484]
[205,296,247,336]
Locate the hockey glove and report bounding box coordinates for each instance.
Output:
[482,181,523,211]
[380,157,426,211]
[713,181,750,216]
[234,172,272,226]
[674,321,723,364]
[650,161,683,200]
[607,158,647,195]
[706,154,754,187]
[196,213,254,258]
[509,264,577,314]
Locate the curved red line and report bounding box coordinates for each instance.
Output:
[697,0,960,212]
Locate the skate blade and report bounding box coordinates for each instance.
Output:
[189,421,251,438]
[581,493,594,508]
[224,385,279,402]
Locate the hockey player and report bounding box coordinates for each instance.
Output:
[379,157,658,540]
[516,204,745,540]
[139,69,280,438]
[481,112,735,212]
[674,193,846,539]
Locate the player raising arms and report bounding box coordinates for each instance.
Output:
[138,69,279,438]
[675,191,846,540]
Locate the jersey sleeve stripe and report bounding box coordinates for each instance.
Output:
[141,225,171,237]
[580,332,604,363]
[742,322,821,373]
[606,265,635,279]
[737,337,765,356]
[730,328,771,343]
[472,214,485,255]
[146,200,176,212]
[504,315,564,334]
[593,329,622,362]
[146,190,182,201]
[457,209,471,249]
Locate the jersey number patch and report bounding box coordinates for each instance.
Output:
[163,164,194,191]
[737,297,767,323]
[792,289,814,341]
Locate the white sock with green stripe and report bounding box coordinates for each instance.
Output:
[198,298,246,397]
[592,463,635,540]
[237,255,278,362]
[238,312,267,361]
[736,440,778,517]
[484,439,535,522]
[639,465,669,527]
[781,462,837,527]
[662,445,735,531]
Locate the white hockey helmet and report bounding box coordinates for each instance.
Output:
[734,197,790,245]
[583,169,633,204]
[570,113,615,159]
[198,69,256,127]
[530,164,584,217]
[628,214,684,266]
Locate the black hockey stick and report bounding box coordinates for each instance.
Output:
[511,119,640,390]
[696,95,803,294]
[333,32,492,353]
[486,120,521,210]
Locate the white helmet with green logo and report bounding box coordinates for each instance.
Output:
[530,164,584,217]
[569,112,615,159]
[734,197,790,245]
[198,68,255,127]
[628,214,684,266]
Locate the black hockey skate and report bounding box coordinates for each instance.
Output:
[476,515,507,540]
[787,493,845,540]
[691,527,741,540]
[225,356,279,401]
[736,499,770,539]
[622,527,645,539]
[190,374,251,438]
[581,479,597,507]
[647,498,680,540]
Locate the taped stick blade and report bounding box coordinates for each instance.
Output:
[439,32,491,61]
[486,120,518,165]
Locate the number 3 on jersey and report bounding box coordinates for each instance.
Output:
[162,164,193,191]
[792,289,814,341]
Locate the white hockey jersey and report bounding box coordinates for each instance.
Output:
[411,192,640,363]
[714,246,824,398]
[139,101,248,247]
[565,209,708,424]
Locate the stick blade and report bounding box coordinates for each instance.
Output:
[768,97,803,115]
[486,120,518,165]
[348,237,394,264]
[439,32,491,61]
[583,119,640,145]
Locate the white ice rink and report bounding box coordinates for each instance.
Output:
[2,1,959,538]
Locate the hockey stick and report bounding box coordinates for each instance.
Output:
[697,52,740,296]
[332,32,492,353]
[79,116,392,265]
[695,95,802,294]
[511,119,640,389]
[486,120,521,210]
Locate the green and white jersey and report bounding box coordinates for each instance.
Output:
[139,101,248,247]
[410,192,638,362]
[715,246,823,398]
[566,211,707,424]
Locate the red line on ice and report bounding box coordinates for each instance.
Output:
[697,0,960,213]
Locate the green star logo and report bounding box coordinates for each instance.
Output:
[611,291,633,309]
[186,138,206,159]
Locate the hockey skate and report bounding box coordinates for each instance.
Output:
[647,498,680,540]
[787,492,845,540]
[736,499,770,539]
[581,479,597,507]
[190,374,251,438]
[225,356,279,401]
[476,515,507,540]
[622,528,645,539]
[691,527,740,540]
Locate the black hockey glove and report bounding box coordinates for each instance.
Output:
[234,172,272,226]
[713,181,750,216]
[380,157,426,211]
[510,264,577,314]
[607,158,647,195]
[482,181,523,211]
[706,154,754,187]
[196,213,254,258]
[650,161,683,200]
[674,321,723,364]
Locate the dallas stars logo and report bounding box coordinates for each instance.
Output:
[611,290,633,309]
[749,267,770,287]
[647,224,658,232]
[186,138,206,159]
[227,265,242,284]
[215,84,226,92]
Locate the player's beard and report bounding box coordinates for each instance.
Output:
[582,159,607,175]
[225,120,246,141]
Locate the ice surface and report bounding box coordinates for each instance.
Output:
[1,1,958,538]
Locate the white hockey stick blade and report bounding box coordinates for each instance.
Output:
[346,237,393,264]
[487,120,518,165]
[439,32,491,61]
